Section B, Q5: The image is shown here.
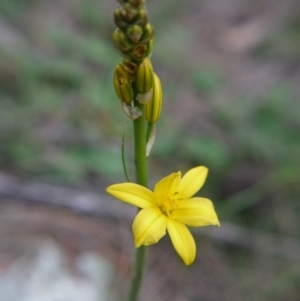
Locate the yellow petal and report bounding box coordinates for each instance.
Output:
[154,172,181,205]
[178,166,208,199]
[133,208,167,247]
[170,197,220,227]
[107,183,156,208]
[167,219,196,265]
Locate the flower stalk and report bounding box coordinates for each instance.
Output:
[108,0,220,300]
[112,0,155,298]
[133,99,148,187]
[126,93,148,301]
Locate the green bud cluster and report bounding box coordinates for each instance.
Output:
[113,0,153,61]
[112,0,162,124]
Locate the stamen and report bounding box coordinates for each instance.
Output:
[160,194,179,216]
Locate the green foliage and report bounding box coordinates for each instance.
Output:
[183,135,231,168]
[192,68,222,94]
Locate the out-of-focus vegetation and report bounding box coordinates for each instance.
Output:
[0,0,300,300]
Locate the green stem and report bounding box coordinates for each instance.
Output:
[122,121,131,182]
[126,99,148,301]
[133,102,148,187]
[126,245,147,301]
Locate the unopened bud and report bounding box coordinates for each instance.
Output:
[140,24,154,44]
[114,8,128,29]
[113,65,134,104]
[128,0,146,7]
[146,73,162,123]
[112,29,134,53]
[135,9,148,28]
[121,3,138,22]
[122,60,138,77]
[126,25,143,44]
[130,44,147,61]
[136,58,153,93]
[146,38,154,58]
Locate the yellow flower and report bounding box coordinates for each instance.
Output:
[106,166,220,265]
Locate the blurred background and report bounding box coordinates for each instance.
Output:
[0,0,300,300]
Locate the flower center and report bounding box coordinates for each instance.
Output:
[160,192,180,216]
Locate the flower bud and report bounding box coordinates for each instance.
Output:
[126,25,143,44]
[113,65,134,104]
[121,3,138,22]
[140,24,154,44]
[146,38,154,58]
[146,73,162,123]
[130,44,147,61]
[122,60,138,77]
[112,29,134,53]
[128,0,146,7]
[136,58,153,93]
[135,9,148,28]
[114,8,128,29]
